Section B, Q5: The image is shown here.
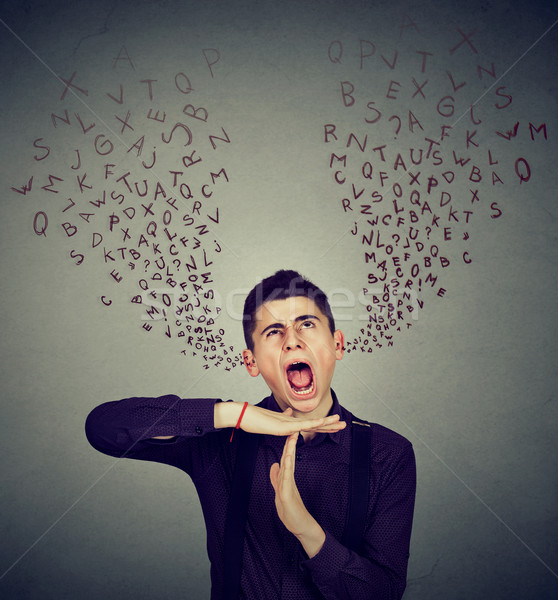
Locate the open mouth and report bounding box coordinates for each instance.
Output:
[285,361,315,397]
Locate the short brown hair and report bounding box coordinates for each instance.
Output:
[242,270,336,351]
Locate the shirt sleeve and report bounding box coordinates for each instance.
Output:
[302,442,416,600]
[84,395,223,475]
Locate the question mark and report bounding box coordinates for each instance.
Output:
[173,258,181,271]
[144,259,150,272]
[388,115,401,139]
[392,233,400,246]
[425,227,431,240]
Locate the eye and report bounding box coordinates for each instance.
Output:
[266,328,281,338]
[299,320,314,330]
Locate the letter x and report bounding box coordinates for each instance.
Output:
[449,28,478,55]
[412,78,428,99]
[58,71,89,100]
[115,111,134,133]
[470,189,480,204]
[142,203,155,217]
[408,171,421,186]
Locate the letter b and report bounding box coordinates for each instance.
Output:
[62,222,77,237]
[340,81,355,107]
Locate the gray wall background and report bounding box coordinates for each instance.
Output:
[1,0,557,598]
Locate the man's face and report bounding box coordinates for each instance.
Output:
[242,296,344,418]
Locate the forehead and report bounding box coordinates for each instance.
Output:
[254,296,326,327]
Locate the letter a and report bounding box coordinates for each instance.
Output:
[113,45,134,70]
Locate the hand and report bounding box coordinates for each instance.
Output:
[215,402,346,437]
[269,432,326,558]
[242,405,346,436]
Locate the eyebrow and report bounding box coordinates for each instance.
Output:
[260,314,320,336]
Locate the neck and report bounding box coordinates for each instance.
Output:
[272,390,334,421]
[301,430,317,443]
[292,390,334,421]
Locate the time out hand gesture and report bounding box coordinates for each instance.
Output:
[215,402,346,437]
[269,432,326,558]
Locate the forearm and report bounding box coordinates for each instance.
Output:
[303,530,405,600]
[85,395,219,456]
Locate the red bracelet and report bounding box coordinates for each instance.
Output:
[230,401,249,442]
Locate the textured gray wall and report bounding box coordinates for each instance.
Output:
[1,0,557,598]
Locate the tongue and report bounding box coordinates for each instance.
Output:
[287,366,312,389]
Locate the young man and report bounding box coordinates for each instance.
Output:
[85,270,416,599]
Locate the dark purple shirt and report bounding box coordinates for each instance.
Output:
[85,392,415,599]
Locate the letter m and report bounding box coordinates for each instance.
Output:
[425,272,438,287]
[11,177,33,195]
[210,168,229,183]
[329,153,347,168]
[529,122,547,141]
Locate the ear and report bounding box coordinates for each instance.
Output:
[333,330,345,360]
[242,349,260,377]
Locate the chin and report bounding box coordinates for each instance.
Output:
[285,387,323,414]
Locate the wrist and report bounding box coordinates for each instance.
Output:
[295,518,326,559]
[214,401,246,429]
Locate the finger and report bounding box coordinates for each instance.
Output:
[306,421,347,433]
[279,431,295,465]
[270,462,280,491]
[282,407,294,416]
[308,414,341,426]
[274,435,290,483]
[307,421,346,431]
[279,432,295,470]
[273,415,343,437]
[282,432,298,482]
[294,415,340,432]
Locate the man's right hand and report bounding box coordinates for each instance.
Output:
[214,402,346,437]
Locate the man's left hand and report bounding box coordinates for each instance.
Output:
[270,432,326,558]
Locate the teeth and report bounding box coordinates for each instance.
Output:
[291,380,314,396]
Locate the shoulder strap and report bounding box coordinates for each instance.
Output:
[342,419,372,552]
[223,430,260,600]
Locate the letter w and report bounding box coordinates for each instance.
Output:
[11,177,33,195]
[495,121,519,141]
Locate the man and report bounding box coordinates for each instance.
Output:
[86,269,416,598]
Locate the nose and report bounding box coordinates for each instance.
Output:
[283,325,304,351]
